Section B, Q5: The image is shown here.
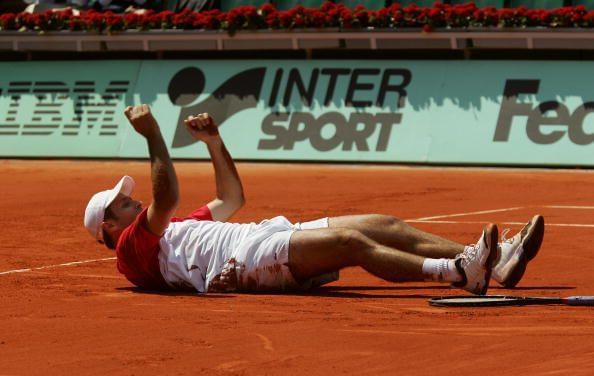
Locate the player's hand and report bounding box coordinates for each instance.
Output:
[124,104,159,138]
[184,113,220,144]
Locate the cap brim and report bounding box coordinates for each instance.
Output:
[86,175,135,242]
[107,175,135,207]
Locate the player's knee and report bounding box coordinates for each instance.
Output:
[370,214,405,230]
[334,228,364,245]
[332,228,370,262]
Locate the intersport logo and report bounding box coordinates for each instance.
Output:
[167,66,411,152]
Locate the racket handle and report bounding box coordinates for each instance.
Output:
[565,296,594,306]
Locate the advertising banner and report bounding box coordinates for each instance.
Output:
[1,60,593,165]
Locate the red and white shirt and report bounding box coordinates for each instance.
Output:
[116,206,259,292]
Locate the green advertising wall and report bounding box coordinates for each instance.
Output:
[1,60,593,166]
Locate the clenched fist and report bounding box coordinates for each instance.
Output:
[184,113,220,144]
[124,104,159,138]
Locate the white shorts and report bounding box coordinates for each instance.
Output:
[231,216,339,292]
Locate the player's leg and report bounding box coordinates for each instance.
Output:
[287,224,498,294]
[328,215,464,258]
[288,227,424,283]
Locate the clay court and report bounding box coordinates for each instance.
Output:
[1,160,594,375]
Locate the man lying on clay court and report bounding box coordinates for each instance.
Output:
[84,104,545,295]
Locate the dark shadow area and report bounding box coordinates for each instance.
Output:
[490,285,576,291]
[314,284,449,291]
[302,289,435,300]
[228,289,437,299]
[116,286,236,298]
[118,284,446,299]
[6,48,594,62]
[117,284,578,299]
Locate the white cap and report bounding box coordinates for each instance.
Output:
[84,176,135,243]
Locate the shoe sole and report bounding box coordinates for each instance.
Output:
[479,223,499,295]
[501,215,545,288]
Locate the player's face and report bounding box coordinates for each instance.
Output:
[108,193,143,228]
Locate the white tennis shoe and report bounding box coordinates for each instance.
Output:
[453,224,499,295]
[492,215,545,288]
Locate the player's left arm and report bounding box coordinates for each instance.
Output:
[184,113,245,222]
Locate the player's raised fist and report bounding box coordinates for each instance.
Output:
[184,113,220,143]
[124,104,159,138]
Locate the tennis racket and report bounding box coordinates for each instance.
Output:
[428,295,594,307]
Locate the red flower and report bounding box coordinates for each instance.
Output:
[0,13,16,30]
[320,1,335,13]
[311,10,326,27]
[259,3,275,15]
[265,13,278,28]
[6,2,594,33]
[341,9,353,28]
[278,11,292,28]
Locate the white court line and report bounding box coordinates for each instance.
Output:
[406,220,594,228]
[407,220,524,225]
[0,257,116,276]
[410,207,523,221]
[544,205,594,209]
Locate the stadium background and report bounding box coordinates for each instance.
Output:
[2,1,594,375]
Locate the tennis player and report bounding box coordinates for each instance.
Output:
[84,105,544,295]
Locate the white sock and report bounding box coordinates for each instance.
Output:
[422,258,462,283]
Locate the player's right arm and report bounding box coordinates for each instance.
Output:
[184,113,245,222]
[124,104,179,236]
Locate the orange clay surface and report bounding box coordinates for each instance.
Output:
[2,160,594,375]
